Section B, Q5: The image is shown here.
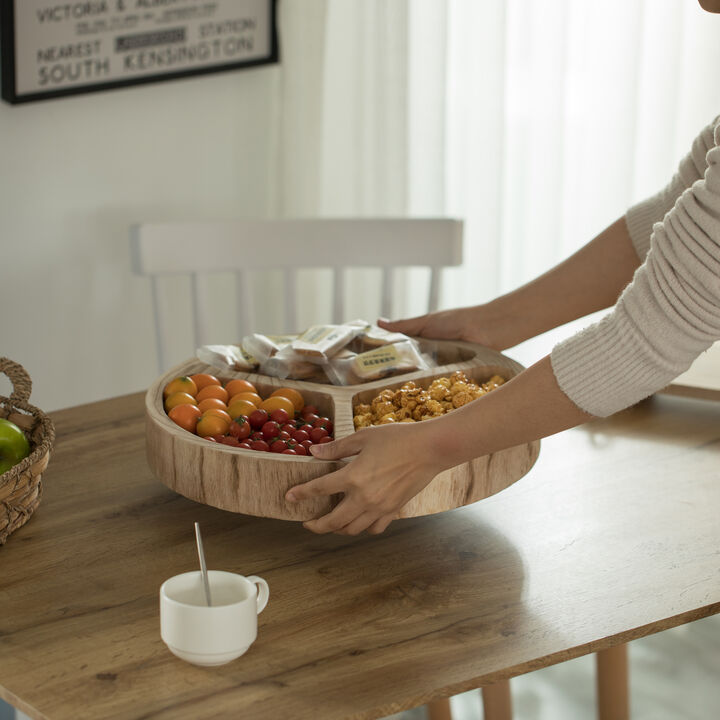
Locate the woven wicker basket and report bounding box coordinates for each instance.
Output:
[0,358,55,545]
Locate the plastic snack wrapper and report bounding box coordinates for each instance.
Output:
[326,339,430,385]
[291,323,365,360]
[241,333,298,364]
[261,346,330,383]
[196,345,258,373]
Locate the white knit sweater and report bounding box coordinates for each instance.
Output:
[551,116,720,417]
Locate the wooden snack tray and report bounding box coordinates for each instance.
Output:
[145,339,540,521]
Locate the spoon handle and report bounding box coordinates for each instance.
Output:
[194,522,213,607]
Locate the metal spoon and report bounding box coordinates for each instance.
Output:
[194,522,212,607]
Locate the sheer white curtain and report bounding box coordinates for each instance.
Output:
[273,0,720,330]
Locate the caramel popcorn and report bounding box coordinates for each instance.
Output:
[353,371,506,427]
[353,413,373,429]
[452,391,474,408]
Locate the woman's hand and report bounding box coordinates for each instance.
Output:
[377,306,502,348]
[285,421,446,535]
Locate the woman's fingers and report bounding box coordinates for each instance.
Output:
[303,496,366,535]
[366,513,396,535]
[285,468,347,503]
[308,430,366,461]
[377,314,429,335]
[333,511,379,536]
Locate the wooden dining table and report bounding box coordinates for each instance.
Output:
[0,387,719,720]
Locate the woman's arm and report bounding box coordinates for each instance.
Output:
[379,216,641,350]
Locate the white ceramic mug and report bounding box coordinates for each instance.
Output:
[160,570,269,666]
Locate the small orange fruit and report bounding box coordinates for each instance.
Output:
[197,412,231,437]
[196,385,229,404]
[163,376,197,399]
[224,379,257,397]
[229,391,263,407]
[189,373,221,391]
[227,398,257,419]
[259,395,295,417]
[202,408,232,423]
[165,392,198,411]
[271,387,305,413]
[168,404,202,433]
[198,397,228,413]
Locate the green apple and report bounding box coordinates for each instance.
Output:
[0,418,31,475]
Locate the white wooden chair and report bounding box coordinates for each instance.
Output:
[130,218,463,373]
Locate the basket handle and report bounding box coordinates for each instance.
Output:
[0,357,32,405]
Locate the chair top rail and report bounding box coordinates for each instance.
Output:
[130,218,463,275]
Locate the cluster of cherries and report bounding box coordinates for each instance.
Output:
[206,404,333,455]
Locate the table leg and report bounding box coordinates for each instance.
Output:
[481,679,512,720]
[596,643,629,720]
[426,697,452,720]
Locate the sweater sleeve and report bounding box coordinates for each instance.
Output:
[625,118,718,260]
[551,117,720,417]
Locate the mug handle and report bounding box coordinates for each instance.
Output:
[246,575,269,614]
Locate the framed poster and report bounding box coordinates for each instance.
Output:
[0,0,278,104]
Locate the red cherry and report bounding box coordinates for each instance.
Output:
[270,439,288,453]
[249,439,270,452]
[292,429,310,443]
[261,420,281,440]
[248,409,269,429]
[220,436,241,447]
[313,417,333,434]
[269,408,291,425]
[281,448,297,455]
[309,427,329,443]
[228,416,251,440]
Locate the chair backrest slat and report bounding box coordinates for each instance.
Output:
[284,268,298,333]
[150,275,167,375]
[332,268,345,325]
[236,270,254,341]
[131,219,462,274]
[191,273,210,349]
[380,267,393,319]
[428,267,441,313]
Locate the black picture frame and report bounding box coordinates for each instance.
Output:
[0,0,279,105]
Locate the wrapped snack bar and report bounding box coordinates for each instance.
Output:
[327,339,430,385]
[196,345,258,373]
[241,333,298,364]
[291,323,364,360]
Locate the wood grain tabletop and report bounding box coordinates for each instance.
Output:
[0,391,719,720]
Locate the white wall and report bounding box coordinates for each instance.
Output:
[0,67,278,412]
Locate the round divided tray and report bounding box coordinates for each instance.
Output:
[145,339,540,521]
